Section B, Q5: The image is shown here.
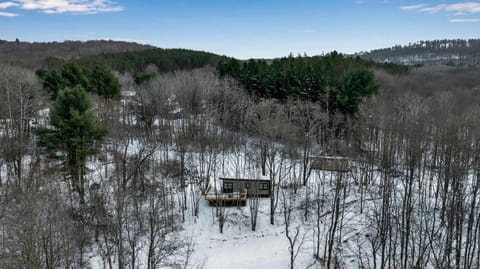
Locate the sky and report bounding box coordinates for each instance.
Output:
[1,0,480,59]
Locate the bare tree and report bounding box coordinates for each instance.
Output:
[249,182,260,231]
[247,100,291,225]
[281,188,306,269]
[0,64,43,190]
[145,181,179,269]
[0,183,83,269]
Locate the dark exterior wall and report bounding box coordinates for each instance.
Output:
[221,179,270,197]
[311,157,350,172]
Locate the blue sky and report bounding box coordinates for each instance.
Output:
[1,0,480,59]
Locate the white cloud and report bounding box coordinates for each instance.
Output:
[8,0,123,14]
[0,1,18,9]
[449,18,480,22]
[0,11,18,16]
[400,4,427,11]
[401,2,480,14]
[445,2,480,13]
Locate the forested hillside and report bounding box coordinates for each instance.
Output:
[0,39,153,68]
[77,48,225,73]
[2,37,480,268]
[360,38,480,66]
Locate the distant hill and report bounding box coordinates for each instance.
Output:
[359,39,480,66]
[76,48,225,73]
[0,39,153,68]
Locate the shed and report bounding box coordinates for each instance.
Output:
[219,177,271,197]
[311,156,351,172]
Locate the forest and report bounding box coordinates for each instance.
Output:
[1,41,480,269]
[0,40,153,69]
[361,38,480,66]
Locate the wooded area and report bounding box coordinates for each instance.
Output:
[361,38,480,66]
[1,43,480,268]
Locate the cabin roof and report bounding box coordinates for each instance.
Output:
[219,176,270,182]
[310,155,350,160]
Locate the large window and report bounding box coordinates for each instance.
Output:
[223,182,233,193]
[259,182,269,191]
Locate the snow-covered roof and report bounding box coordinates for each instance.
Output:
[310,155,349,160]
[218,175,270,182]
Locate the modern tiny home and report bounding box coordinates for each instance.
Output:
[219,177,271,197]
[311,156,351,172]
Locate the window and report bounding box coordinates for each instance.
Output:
[259,182,269,191]
[223,182,233,193]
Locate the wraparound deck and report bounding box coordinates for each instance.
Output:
[205,192,248,206]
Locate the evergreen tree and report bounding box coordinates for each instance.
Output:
[61,62,90,92]
[37,86,106,204]
[39,68,66,98]
[133,71,156,85]
[337,68,379,116]
[90,65,121,98]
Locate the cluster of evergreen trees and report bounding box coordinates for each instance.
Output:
[36,63,121,99]
[218,52,380,118]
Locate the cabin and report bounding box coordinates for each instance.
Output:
[204,177,271,207]
[311,156,351,172]
[219,177,271,198]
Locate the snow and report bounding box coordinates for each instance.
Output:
[180,198,318,269]
[122,90,136,97]
[38,108,50,117]
[1,100,376,269]
[81,135,382,269]
[2,109,454,269]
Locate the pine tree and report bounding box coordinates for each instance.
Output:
[39,69,66,98]
[337,68,379,117]
[37,86,106,204]
[90,65,121,98]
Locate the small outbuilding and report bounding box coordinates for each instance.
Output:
[311,156,351,172]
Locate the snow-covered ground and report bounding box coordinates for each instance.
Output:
[80,140,375,269]
[181,197,317,269]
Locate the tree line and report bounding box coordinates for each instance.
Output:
[76,48,225,74]
[361,38,480,66]
[0,39,152,69]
